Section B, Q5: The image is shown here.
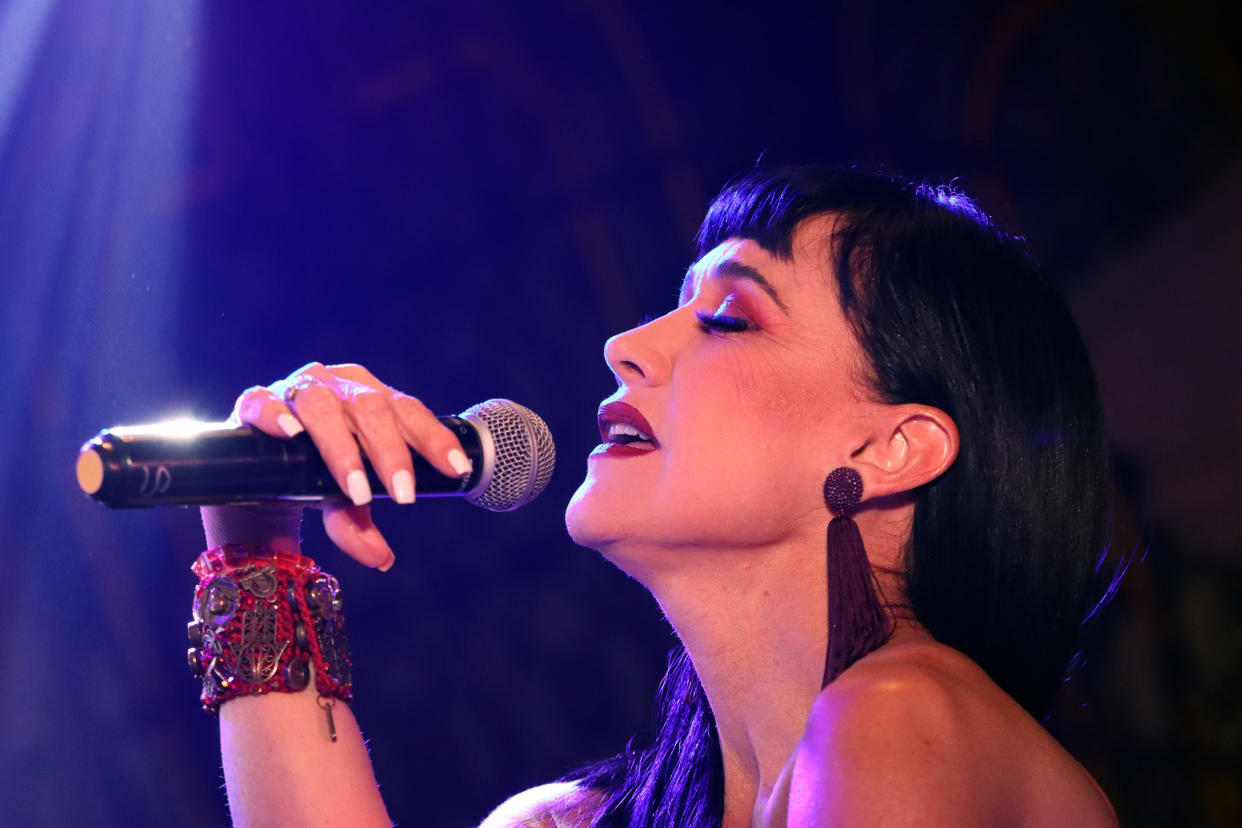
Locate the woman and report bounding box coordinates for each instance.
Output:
[196,166,1119,826]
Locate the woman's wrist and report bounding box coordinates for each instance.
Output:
[201,503,304,552]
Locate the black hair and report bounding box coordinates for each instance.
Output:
[567,165,1110,826]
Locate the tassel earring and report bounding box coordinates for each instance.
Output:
[821,467,894,688]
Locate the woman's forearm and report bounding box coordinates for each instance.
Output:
[220,688,391,827]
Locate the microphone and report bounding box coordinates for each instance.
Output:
[77,399,555,512]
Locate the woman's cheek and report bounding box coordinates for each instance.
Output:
[726,350,807,422]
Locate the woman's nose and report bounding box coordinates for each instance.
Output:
[604,315,673,387]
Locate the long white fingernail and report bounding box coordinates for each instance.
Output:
[378,553,396,573]
[447,448,472,477]
[391,469,415,504]
[277,413,304,438]
[346,470,372,506]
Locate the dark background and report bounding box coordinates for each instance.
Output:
[1,0,1239,825]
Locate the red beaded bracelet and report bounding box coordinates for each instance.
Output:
[188,545,352,738]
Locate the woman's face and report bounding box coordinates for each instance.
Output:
[566,216,889,566]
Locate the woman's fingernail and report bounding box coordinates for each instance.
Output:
[447,448,472,477]
[346,470,372,506]
[378,552,396,572]
[391,469,415,504]
[277,413,304,438]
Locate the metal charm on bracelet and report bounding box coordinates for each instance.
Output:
[306,572,352,688]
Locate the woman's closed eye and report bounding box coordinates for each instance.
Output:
[695,310,751,334]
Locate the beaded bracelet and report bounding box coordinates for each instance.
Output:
[187,544,353,739]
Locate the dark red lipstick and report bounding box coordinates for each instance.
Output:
[594,401,659,457]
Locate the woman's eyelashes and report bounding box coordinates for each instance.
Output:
[695,310,751,334]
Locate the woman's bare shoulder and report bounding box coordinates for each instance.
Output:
[786,638,1118,827]
[477,780,602,828]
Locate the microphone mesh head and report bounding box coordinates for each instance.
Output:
[461,399,555,511]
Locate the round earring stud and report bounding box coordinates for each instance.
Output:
[822,467,863,517]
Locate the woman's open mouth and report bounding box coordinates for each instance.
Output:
[594,401,659,456]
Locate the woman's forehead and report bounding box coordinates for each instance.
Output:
[680,239,755,301]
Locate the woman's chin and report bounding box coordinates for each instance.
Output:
[564,484,656,574]
[564,481,615,550]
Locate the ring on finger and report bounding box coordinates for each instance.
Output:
[281,375,323,405]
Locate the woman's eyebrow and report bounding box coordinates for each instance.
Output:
[680,258,789,313]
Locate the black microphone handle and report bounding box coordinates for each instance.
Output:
[77,416,484,508]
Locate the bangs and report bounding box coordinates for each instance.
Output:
[694,172,809,258]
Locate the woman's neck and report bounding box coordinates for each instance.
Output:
[642,539,828,827]
[633,512,917,827]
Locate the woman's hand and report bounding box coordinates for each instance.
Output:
[201,362,473,571]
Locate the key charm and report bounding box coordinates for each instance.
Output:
[318,694,338,742]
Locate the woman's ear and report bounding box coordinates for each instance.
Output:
[849,405,959,499]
